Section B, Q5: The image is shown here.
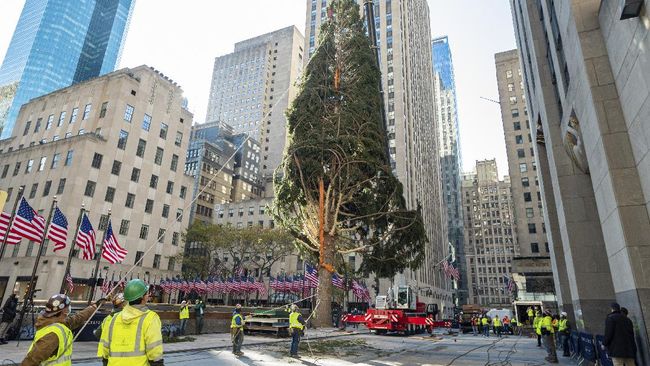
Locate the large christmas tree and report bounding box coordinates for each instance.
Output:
[273,0,426,327]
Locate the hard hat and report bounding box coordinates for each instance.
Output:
[42,294,71,318]
[235,303,242,309]
[180,300,187,305]
[124,279,148,302]
[112,293,125,306]
[561,312,567,317]
[290,304,299,312]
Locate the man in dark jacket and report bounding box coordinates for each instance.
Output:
[0,293,18,344]
[603,302,637,366]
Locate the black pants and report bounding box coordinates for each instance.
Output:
[537,334,542,346]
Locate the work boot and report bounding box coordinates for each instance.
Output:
[0,339,7,345]
[291,354,301,359]
[235,351,244,356]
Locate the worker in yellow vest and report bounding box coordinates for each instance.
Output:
[289,304,306,358]
[541,310,558,363]
[558,312,571,357]
[511,317,519,335]
[533,312,542,347]
[98,279,164,366]
[22,294,103,366]
[178,301,189,335]
[526,307,534,325]
[95,294,125,360]
[231,304,244,356]
[492,316,502,338]
[481,316,490,337]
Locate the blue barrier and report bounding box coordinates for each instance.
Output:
[570,331,581,356]
[594,335,614,366]
[579,332,597,362]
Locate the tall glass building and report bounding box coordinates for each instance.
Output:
[432,36,466,305]
[0,0,135,138]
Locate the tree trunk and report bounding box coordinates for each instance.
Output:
[314,235,335,328]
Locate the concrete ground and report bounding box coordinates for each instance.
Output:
[0,328,577,365]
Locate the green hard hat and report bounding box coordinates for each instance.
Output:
[124,279,148,302]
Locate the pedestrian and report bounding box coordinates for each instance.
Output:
[533,311,542,347]
[178,300,189,335]
[351,308,359,329]
[0,293,18,344]
[289,304,306,358]
[558,312,570,357]
[481,316,490,337]
[493,316,502,338]
[98,279,164,366]
[541,310,558,363]
[526,307,534,325]
[471,316,478,336]
[21,293,103,366]
[511,317,519,335]
[502,315,510,334]
[603,302,637,366]
[94,293,125,360]
[231,303,244,356]
[194,298,205,334]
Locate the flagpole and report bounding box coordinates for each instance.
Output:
[88,210,110,305]
[59,204,85,293]
[15,197,57,337]
[0,187,24,260]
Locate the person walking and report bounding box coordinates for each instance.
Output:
[178,301,189,335]
[95,293,125,360]
[558,312,571,357]
[541,310,558,363]
[194,299,205,335]
[231,304,244,356]
[481,316,490,337]
[533,312,542,347]
[493,316,502,338]
[21,294,102,366]
[289,304,306,358]
[98,279,164,366]
[471,316,478,336]
[0,293,18,344]
[603,302,637,366]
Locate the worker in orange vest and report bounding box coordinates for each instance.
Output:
[503,315,511,334]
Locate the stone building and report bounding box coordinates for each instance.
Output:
[510,0,650,360]
[0,66,193,303]
[304,0,451,313]
[495,50,555,302]
[462,160,517,307]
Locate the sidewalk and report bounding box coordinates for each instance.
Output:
[0,328,366,363]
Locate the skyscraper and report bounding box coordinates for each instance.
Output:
[0,0,135,138]
[305,0,451,312]
[432,36,465,305]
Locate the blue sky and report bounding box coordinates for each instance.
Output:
[0,0,516,176]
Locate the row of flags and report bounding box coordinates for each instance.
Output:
[0,197,127,264]
[160,277,268,297]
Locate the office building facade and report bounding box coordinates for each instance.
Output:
[0,66,192,303]
[511,0,650,361]
[0,0,135,138]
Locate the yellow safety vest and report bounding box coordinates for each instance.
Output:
[558,319,568,332]
[231,313,243,329]
[96,314,114,357]
[101,310,163,366]
[511,319,518,326]
[542,316,554,334]
[493,317,501,326]
[481,317,488,325]
[533,316,542,335]
[289,312,304,330]
[179,306,189,320]
[527,309,533,317]
[29,323,73,366]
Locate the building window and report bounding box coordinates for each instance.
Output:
[158,229,166,243]
[521,177,530,187]
[145,199,154,214]
[176,208,183,222]
[51,153,61,169]
[139,224,149,240]
[170,154,178,171]
[154,147,164,165]
[511,109,519,118]
[517,149,525,158]
[519,163,527,173]
[42,180,52,197]
[124,104,134,122]
[57,179,66,194]
[531,242,539,253]
[180,186,187,199]
[509,96,517,104]
[172,232,179,246]
[166,181,174,194]
[524,192,532,202]
[37,157,47,171]
[168,257,176,271]
[175,131,183,146]
[99,215,109,230]
[119,219,130,235]
[545,242,549,252]
[25,159,33,173]
[58,111,66,127]
[528,223,537,234]
[515,135,523,144]
[513,121,521,130]
[105,187,116,202]
[162,204,169,218]
[160,123,168,139]
[29,183,38,199]
[34,118,42,132]
[0,164,7,178]
[91,153,103,169]
[506,70,513,78]
[45,114,54,129]
[153,254,161,269]
[12,162,21,176]
[526,208,534,218]
[111,160,121,175]
[130,168,140,182]
[142,114,151,131]
[23,121,31,136]
[65,150,74,166]
[134,251,144,266]
[125,193,135,208]
[134,139,147,157]
[84,181,96,197]
[117,130,128,150]
[80,104,90,120]
[99,102,108,118]
[149,175,158,189]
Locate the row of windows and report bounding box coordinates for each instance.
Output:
[217,205,266,218]
[83,179,186,205]
[22,102,106,137]
[0,150,74,180]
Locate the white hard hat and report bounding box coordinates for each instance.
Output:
[561,311,567,316]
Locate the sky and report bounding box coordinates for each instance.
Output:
[0,1,516,176]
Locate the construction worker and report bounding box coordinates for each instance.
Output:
[95,294,125,358]
[98,279,164,366]
[502,315,510,335]
[21,294,103,366]
[558,312,571,357]
[526,306,534,325]
[289,304,306,358]
[493,315,502,338]
[541,310,558,363]
[481,315,490,337]
[178,301,189,335]
[533,312,542,347]
[511,317,519,335]
[231,304,244,356]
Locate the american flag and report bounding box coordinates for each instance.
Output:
[0,212,21,244]
[101,272,111,294]
[64,272,74,294]
[102,220,127,264]
[235,266,245,277]
[505,274,516,293]
[332,273,345,289]
[305,264,319,288]
[47,207,68,252]
[442,260,460,281]
[75,213,96,260]
[10,198,46,243]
